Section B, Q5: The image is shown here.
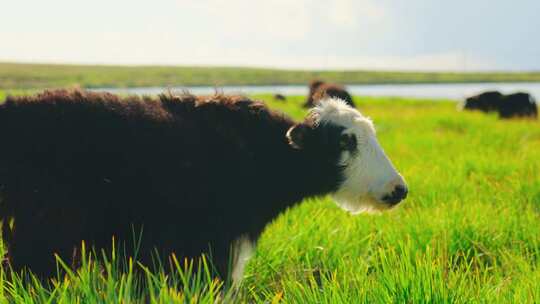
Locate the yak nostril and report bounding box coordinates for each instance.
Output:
[381,184,408,205]
[393,185,408,199]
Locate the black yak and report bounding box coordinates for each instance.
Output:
[499,92,537,119]
[0,90,406,281]
[463,91,537,119]
[273,93,286,101]
[304,80,355,108]
[463,91,503,112]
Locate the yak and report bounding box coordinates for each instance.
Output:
[499,92,537,119]
[463,91,537,119]
[0,89,407,281]
[463,91,503,113]
[273,93,287,101]
[304,80,355,108]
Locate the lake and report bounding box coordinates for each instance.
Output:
[93,82,540,101]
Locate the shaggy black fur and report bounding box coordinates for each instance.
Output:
[273,94,286,101]
[463,91,503,112]
[303,80,355,108]
[463,91,537,119]
[0,89,346,279]
[499,92,537,119]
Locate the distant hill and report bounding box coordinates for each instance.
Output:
[1,62,539,89]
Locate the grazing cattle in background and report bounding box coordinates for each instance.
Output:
[273,93,287,101]
[462,91,537,119]
[463,91,503,113]
[498,92,537,119]
[0,90,407,281]
[304,80,325,107]
[304,80,355,108]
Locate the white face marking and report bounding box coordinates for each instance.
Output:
[311,98,407,213]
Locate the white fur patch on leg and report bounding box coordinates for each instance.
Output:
[231,235,254,285]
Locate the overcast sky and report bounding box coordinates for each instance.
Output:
[1,0,539,71]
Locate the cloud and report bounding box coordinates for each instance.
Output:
[326,0,387,29]
[176,0,312,40]
[178,50,493,71]
[0,0,538,70]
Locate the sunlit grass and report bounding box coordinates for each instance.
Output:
[0,92,539,302]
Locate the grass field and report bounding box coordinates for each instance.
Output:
[1,62,540,89]
[0,92,539,303]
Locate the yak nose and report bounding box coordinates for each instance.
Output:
[382,184,408,205]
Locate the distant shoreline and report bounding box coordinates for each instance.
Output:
[1,62,539,90]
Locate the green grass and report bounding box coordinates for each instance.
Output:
[1,62,540,89]
[1,92,540,303]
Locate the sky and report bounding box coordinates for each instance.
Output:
[1,0,539,71]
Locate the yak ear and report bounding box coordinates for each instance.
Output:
[286,124,310,149]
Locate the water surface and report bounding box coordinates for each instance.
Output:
[94,82,540,101]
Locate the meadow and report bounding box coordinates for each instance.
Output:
[2,62,540,89]
[0,92,539,303]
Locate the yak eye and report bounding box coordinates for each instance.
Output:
[339,133,357,151]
